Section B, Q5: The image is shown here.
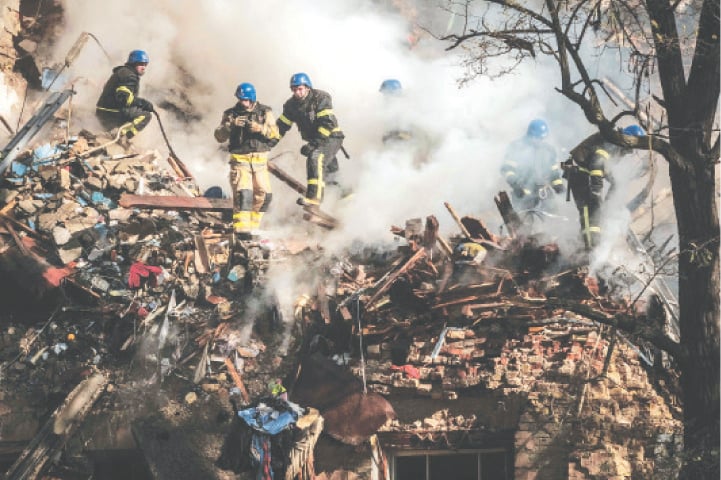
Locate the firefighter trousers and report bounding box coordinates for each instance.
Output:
[96,105,152,138]
[229,153,272,234]
[569,173,603,250]
[305,137,343,205]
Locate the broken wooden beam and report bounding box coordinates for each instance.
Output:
[166,154,195,182]
[494,191,522,237]
[443,201,473,239]
[119,193,232,211]
[193,234,210,274]
[318,280,331,324]
[302,205,338,229]
[366,247,427,308]
[269,160,339,229]
[461,215,500,244]
[268,160,306,196]
[1,219,31,256]
[423,215,453,258]
[224,357,250,404]
[104,159,324,228]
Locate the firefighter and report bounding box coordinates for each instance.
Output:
[276,73,345,208]
[96,49,154,139]
[379,78,403,96]
[379,78,432,167]
[501,119,564,210]
[563,124,645,250]
[214,82,280,239]
[379,78,413,145]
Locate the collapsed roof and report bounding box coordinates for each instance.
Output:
[0,17,683,479]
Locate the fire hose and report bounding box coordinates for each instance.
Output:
[153,110,195,182]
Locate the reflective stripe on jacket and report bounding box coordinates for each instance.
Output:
[96,65,139,111]
[277,88,344,146]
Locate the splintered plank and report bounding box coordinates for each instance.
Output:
[303,207,338,229]
[443,201,473,238]
[224,357,250,404]
[119,193,232,211]
[461,215,501,244]
[494,191,521,237]
[268,160,339,229]
[269,160,335,224]
[268,160,306,195]
[366,247,427,308]
[193,234,210,274]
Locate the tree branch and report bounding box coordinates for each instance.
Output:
[536,297,683,361]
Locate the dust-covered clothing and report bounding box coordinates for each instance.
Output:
[215,101,280,234]
[501,136,563,210]
[96,64,153,137]
[277,89,344,205]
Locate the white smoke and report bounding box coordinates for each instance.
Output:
[51,0,582,234]
[48,0,674,304]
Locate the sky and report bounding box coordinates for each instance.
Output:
[43,0,675,315]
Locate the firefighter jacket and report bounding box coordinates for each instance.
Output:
[96,65,150,113]
[564,135,617,249]
[566,136,616,204]
[501,136,563,197]
[277,89,344,147]
[215,102,280,155]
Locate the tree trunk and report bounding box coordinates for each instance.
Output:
[669,155,720,479]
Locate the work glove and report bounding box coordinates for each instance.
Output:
[214,125,230,143]
[248,121,262,133]
[232,116,247,128]
[135,98,154,112]
[127,261,162,289]
[300,143,315,156]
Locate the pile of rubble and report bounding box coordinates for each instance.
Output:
[0,123,327,477]
[0,115,683,478]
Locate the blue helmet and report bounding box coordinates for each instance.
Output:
[526,119,549,139]
[127,50,149,64]
[379,79,402,95]
[622,124,645,136]
[290,72,312,88]
[235,82,256,102]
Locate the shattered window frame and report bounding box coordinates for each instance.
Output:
[390,448,511,480]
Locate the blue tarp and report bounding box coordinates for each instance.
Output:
[237,403,299,436]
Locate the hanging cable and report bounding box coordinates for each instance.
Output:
[153,110,181,161]
[355,297,367,394]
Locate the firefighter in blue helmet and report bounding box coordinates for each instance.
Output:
[379,78,413,145]
[378,78,434,168]
[96,50,154,139]
[276,73,345,207]
[214,82,280,239]
[563,124,645,250]
[379,78,403,96]
[501,119,564,210]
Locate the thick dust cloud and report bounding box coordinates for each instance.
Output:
[48,0,664,264]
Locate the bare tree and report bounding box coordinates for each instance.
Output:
[439,0,719,478]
